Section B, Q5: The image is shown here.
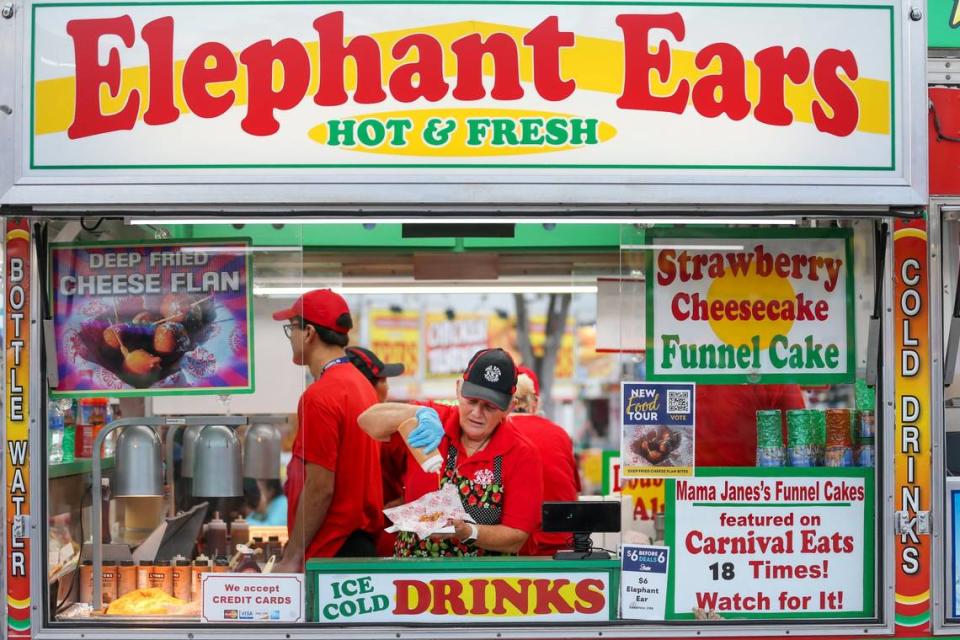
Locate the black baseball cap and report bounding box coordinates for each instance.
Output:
[461,348,517,411]
[346,346,405,384]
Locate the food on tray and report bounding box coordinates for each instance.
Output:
[383,484,475,539]
[105,588,187,616]
[631,425,682,464]
[418,511,445,523]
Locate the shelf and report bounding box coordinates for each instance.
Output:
[49,457,115,479]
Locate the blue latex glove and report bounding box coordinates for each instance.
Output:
[406,407,443,453]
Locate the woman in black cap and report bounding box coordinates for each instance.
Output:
[359,348,544,558]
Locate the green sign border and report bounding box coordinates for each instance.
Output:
[47,237,256,398]
[664,466,876,621]
[643,227,856,385]
[30,1,895,172]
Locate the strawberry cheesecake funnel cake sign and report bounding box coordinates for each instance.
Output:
[646,229,854,384]
[50,240,253,396]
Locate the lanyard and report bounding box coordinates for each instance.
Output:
[320,356,350,377]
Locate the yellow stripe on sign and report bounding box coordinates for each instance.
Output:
[34,20,891,137]
[6,229,30,242]
[893,228,927,242]
[895,590,930,606]
[6,595,30,609]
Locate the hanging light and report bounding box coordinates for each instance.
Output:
[192,425,243,497]
[243,423,281,480]
[113,425,163,497]
[180,424,205,478]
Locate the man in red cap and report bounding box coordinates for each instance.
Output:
[510,366,582,556]
[272,289,383,570]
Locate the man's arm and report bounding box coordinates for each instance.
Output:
[276,463,334,571]
[358,402,420,440]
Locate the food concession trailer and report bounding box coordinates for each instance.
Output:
[0,0,945,637]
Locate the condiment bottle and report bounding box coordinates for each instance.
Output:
[136,561,153,589]
[101,561,119,604]
[191,555,210,602]
[267,536,281,559]
[213,556,230,573]
[398,417,443,472]
[79,560,93,603]
[230,516,249,547]
[149,560,174,596]
[205,512,228,557]
[173,559,192,601]
[234,546,261,573]
[118,560,136,597]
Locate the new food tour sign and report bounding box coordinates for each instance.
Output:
[20,1,910,197]
[50,240,254,396]
[646,229,854,384]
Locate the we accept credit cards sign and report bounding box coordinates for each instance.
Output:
[646,229,854,384]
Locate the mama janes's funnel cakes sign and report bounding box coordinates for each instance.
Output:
[646,229,854,384]
[29,2,897,174]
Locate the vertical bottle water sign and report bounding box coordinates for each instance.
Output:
[621,382,695,477]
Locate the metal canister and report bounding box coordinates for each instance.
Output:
[786,409,816,467]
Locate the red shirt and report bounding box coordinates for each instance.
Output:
[285,362,383,557]
[404,402,543,536]
[695,384,806,467]
[511,414,581,556]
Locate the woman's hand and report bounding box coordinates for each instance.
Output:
[429,518,472,542]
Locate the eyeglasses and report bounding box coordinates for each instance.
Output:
[282,323,301,339]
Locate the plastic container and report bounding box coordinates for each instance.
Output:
[101,561,119,604]
[786,409,817,467]
[60,399,76,464]
[756,410,785,467]
[76,398,108,458]
[191,555,210,602]
[205,512,228,557]
[213,557,230,573]
[230,516,249,547]
[118,560,137,597]
[824,409,854,468]
[48,402,65,464]
[148,560,174,596]
[398,417,443,473]
[80,560,93,604]
[173,560,192,601]
[136,561,153,590]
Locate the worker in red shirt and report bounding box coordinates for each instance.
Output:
[695,384,806,467]
[359,348,543,557]
[345,345,409,556]
[272,289,383,571]
[509,366,582,556]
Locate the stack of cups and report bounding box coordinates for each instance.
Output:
[756,410,785,467]
[824,409,854,467]
[786,409,817,467]
[811,410,827,466]
[857,410,875,467]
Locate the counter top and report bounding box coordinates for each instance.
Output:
[49,457,115,479]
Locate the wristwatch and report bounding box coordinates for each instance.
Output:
[463,523,479,544]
